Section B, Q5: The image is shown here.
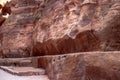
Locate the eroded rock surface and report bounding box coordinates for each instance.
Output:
[0,0,119,57]
[0,0,43,57]
[32,0,120,56]
[38,51,120,80]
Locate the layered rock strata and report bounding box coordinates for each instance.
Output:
[0,0,43,57]
[32,0,120,56]
[0,0,120,57]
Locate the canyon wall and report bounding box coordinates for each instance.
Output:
[0,0,119,57]
[32,0,120,56]
[0,0,43,57]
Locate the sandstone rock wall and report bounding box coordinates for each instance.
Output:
[32,0,120,56]
[0,0,119,57]
[38,51,120,80]
[0,0,43,57]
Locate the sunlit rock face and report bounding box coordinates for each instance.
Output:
[32,0,120,56]
[0,0,11,6]
[0,0,43,58]
[0,0,11,26]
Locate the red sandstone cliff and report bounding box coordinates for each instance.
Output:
[0,0,119,57]
[0,0,120,80]
[0,0,43,57]
[32,0,120,56]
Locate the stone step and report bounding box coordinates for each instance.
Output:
[0,66,45,76]
[0,58,33,67]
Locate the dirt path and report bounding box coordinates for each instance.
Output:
[0,69,49,80]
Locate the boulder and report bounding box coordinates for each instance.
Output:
[38,51,120,80]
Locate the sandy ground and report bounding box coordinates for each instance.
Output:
[0,69,49,80]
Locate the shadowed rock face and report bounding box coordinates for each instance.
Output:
[32,0,120,56]
[0,15,5,26]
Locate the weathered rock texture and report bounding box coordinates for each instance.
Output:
[0,0,120,57]
[32,0,120,56]
[38,51,120,80]
[0,0,43,57]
